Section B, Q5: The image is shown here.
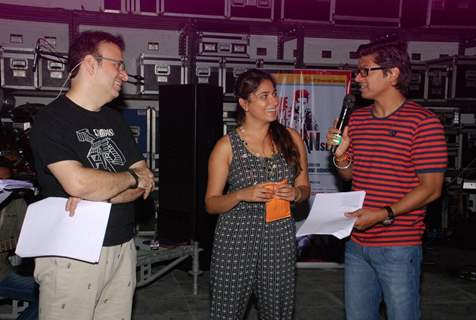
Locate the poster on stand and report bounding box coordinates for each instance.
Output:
[273,69,351,193]
[272,69,352,265]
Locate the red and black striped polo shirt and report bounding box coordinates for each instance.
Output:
[348,101,448,246]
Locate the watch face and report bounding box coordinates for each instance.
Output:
[383,206,395,226]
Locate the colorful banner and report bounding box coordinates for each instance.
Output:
[273,69,352,195]
[272,69,352,265]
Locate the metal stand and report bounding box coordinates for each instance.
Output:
[135,238,203,295]
[0,299,28,319]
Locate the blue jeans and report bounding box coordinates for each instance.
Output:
[0,271,39,320]
[344,240,422,320]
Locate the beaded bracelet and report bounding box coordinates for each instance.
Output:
[333,152,352,169]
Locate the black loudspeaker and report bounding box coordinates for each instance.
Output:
[158,84,223,269]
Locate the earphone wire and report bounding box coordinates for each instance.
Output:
[54,61,82,100]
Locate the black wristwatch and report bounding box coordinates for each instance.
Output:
[382,206,395,226]
[127,169,139,189]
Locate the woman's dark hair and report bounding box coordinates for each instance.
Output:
[357,40,411,96]
[234,69,301,174]
[68,31,125,79]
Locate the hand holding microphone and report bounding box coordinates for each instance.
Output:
[327,94,355,155]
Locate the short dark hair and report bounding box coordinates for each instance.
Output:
[68,31,125,79]
[357,40,411,96]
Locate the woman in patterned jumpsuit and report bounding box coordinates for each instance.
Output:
[205,69,310,320]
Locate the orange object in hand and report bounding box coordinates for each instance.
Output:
[264,179,291,223]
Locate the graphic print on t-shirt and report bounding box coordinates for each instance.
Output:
[76,128,126,172]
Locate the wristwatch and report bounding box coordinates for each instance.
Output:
[128,169,139,189]
[382,206,395,226]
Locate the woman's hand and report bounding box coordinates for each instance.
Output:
[237,183,275,203]
[274,183,299,202]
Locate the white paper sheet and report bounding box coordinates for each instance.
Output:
[296,191,366,239]
[15,197,111,263]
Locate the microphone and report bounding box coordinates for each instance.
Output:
[330,94,355,154]
[127,74,144,81]
[32,41,40,73]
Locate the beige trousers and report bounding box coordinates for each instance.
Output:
[34,239,136,320]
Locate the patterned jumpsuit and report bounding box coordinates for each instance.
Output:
[209,130,297,320]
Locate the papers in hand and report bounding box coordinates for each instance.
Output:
[15,197,111,263]
[296,191,366,239]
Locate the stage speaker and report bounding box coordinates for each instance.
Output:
[158,84,223,269]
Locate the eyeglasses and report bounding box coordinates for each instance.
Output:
[94,55,126,72]
[356,66,386,77]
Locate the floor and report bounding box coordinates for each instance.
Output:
[1,244,474,320]
[131,245,476,320]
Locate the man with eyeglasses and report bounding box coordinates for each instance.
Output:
[327,41,447,320]
[30,31,154,320]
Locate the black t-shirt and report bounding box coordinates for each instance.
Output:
[30,95,143,246]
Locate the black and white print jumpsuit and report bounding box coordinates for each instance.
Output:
[209,129,297,320]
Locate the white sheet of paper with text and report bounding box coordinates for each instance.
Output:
[296,191,366,239]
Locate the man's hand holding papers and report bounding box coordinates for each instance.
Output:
[16,197,111,263]
[296,191,366,239]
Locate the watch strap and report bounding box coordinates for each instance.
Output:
[127,169,139,189]
[382,206,395,226]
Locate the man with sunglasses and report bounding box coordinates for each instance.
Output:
[30,31,154,320]
[327,41,447,319]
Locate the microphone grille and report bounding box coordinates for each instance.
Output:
[344,94,355,107]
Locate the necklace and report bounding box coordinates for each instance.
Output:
[238,127,278,181]
[238,126,276,157]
